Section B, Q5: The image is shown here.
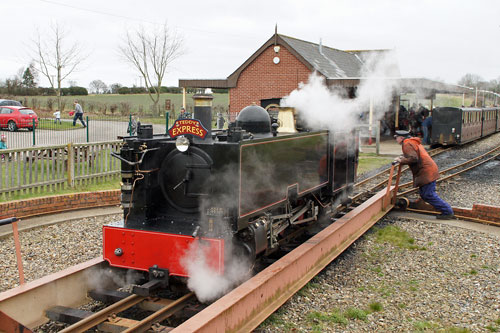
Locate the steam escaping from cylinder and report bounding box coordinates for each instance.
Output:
[180,239,252,303]
[282,51,400,133]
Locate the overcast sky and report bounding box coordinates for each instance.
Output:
[1,0,499,89]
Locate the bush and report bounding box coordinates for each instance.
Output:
[118,87,131,94]
[39,87,56,96]
[47,98,54,111]
[119,102,131,116]
[110,104,118,114]
[130,87,147,94]
[69,86,88,96]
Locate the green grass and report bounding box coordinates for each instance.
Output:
[357,153,393,175]
[297,281,321,297]
[1,147,120,201]
[413,320,436,331]
[306,310,348,326]
[261,307,297,330]
[401,93,475,108]
[368,302,383,312]
[38,118,85,130]
[373,225,426,250]
[3,178,119,201]
[20,93,229,116]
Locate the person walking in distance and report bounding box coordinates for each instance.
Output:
[53,110,61,124]
[72,100,86,127]
[393,130,455,219]
[0,134,7,149]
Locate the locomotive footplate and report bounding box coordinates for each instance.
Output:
[103,224,225,277]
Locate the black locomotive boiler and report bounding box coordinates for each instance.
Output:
[103,97,358,293]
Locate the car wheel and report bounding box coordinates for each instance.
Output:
[7,121,17,132]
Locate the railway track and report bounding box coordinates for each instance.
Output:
[54,291,195,332]
[0,165,403,332]
[1,141,498,332]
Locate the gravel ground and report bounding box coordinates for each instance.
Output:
[1,133,498,332]
[0,214,121,293]
[257,217,500,332]
[257,132,500,332]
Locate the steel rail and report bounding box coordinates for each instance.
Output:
[172,165,402,332]
[122,292,195,332]
[406,208,500,227]
[354,147,447,187]
[397,152,500,196]
[59,294,146,333]
[396,145,500,190]
[0,258,106,329]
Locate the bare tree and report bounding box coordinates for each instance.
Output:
[119,23,183,116]
[30,23,86,110]
[458,73,484,88]
[89,79,108,94]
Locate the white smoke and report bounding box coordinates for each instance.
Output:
[85,266,143,292]
[181,239,252,303]
[282,51,400,133]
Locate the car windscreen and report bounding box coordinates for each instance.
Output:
[19,109,35,115]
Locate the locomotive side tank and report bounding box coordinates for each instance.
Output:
[103,99,358,292]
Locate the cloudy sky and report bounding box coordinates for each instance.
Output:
[1,0,499,89]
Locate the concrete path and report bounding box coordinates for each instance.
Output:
[0,206,122,238]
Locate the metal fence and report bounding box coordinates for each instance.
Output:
[1,112,230,149]
[0,141,122,200]
[1,115,164,149]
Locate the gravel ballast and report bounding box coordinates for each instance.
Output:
[258,133,500,332]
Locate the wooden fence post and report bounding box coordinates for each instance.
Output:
[67,143,75,187]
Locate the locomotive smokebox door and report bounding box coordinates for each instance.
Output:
[159,147,213,213]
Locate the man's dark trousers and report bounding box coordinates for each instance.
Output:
[73,113,86,127]
[419,181,453,215]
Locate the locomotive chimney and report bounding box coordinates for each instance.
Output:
[192,92,213,138]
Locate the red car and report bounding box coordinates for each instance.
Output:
[0,106,38,131]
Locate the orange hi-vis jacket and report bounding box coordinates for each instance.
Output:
[399,137,439,188]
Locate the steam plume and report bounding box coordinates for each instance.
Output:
[282,51,399,133]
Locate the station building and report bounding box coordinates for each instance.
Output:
[179,30,469,130]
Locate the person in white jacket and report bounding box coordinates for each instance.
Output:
[53,110,61,124]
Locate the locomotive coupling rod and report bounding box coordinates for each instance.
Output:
[290,202,312,224]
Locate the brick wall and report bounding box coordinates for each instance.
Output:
[0,190,121,220]
[453,204,500,223]
[229,45,312,118]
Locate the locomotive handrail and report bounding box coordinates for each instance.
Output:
[110,147,159,166]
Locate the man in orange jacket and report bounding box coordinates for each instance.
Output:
[394,130,455,219]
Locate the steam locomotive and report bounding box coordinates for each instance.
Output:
[103,96,358,294]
